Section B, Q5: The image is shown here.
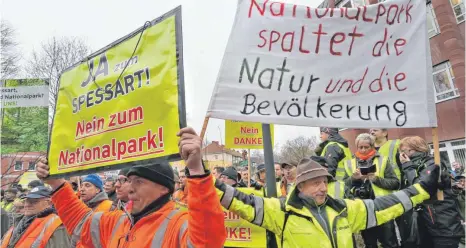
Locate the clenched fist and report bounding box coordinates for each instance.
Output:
[177,127,204,175]
[36,157,66,190]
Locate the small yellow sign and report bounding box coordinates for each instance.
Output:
[225,120,274,149]
[224,187,267,247]
[18,172,40,188]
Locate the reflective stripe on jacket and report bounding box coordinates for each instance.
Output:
[215,179,429,248]
[1,214,62,248]
[344,154,398,197]
[328,181,345,199]
[322,142,352,181]
[378,140,401,180]
[75,199,114,248]
[51,173,225,248]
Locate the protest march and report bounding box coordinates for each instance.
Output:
[0,0,465,247]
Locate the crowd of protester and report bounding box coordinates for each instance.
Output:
[0,127,464,247]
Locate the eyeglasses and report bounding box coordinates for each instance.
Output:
[116,177,129,184]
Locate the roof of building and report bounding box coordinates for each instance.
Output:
[202,141,243,157]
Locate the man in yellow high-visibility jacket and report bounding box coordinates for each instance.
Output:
[370,129,402,180]
[1,188,17,212]
[370,128,406,247]
[215,157,441,248]
[315,128,352,181]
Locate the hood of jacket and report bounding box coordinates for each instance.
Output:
[327,133,349,147]
[316,133,349,154]
[86,191,109,209]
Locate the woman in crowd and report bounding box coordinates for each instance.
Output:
[400,136,464,248]
[343,133,400,248]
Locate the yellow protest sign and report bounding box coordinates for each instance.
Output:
[224,187,267,247]
[48,7,186,177]
[225,120,274,149]
[18,172,40,188]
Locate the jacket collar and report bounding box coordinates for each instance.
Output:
[131,193,171,224]
[86,191,109,208]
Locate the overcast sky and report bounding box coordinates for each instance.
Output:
[2,0,323,150]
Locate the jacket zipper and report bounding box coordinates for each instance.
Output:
[427,206,435,224]
[331,213,344,248]
[317,206,336,248]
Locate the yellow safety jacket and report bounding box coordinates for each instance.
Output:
[322,142,352,181]
[215,180,430,248]
[328,181,346,199]
[377,139,401,180]
[0,201,13,212]
[344,155,393,197]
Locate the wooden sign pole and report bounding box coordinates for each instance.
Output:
[200,117,210,141]
[432,127,444,200]
[248,149,251,188]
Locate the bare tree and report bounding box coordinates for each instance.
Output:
[0,153,45,188]
[1,21,21,79]
[278,136,318,165]
[250,149,265,164]
[25,36,91,118]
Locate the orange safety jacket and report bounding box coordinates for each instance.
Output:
[93,200,113,212]
[1,214,62,248]
[52,173,226,248]
[75,199,114,248]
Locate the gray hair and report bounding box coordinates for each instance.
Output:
[355,133,375,147]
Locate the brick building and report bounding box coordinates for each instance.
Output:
[1,152,44,188]
[318,0,466,167]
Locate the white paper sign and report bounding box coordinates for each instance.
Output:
[208,0,437,128]
[0,86,49,108]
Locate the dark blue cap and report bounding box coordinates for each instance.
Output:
[25,186,51,199]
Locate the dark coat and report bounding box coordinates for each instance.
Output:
[403,156,464,238]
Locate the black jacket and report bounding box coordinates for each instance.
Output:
[315,134,349,177]
[402,155,464,238]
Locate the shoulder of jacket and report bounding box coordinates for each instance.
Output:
[326,197,347,215]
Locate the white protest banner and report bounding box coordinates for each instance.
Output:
[1,86,49,108]
[207,0,437,128]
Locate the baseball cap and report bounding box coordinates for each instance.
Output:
[24,186,51,199]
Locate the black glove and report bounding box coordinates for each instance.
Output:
[253,182,263,191]
[418,164,440,198]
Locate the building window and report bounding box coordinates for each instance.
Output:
[14,161,23,171]
[337,0,368,7]
[450,0,465,23]
[28,162,36,171]
[427,3,440,37]
[214,155,219,160]
[430,139,466,169]
[432,61,460,103]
